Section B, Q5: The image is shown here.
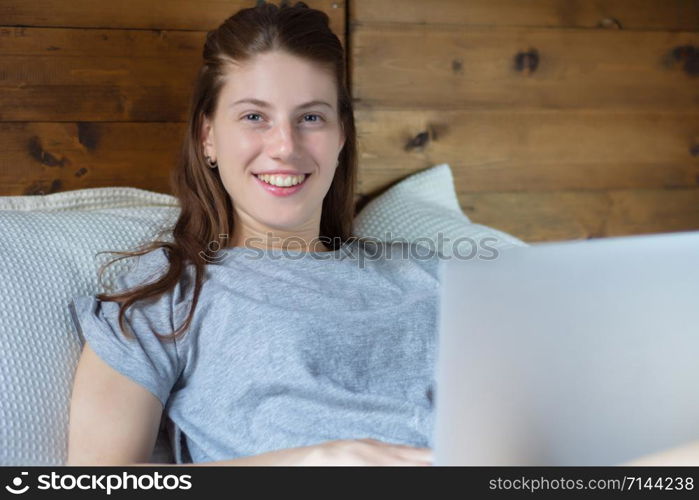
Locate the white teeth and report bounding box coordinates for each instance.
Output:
[257,173,306,187]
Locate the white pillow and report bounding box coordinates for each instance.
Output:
[0,188,180,466]
[354,163,527,256]
[0,165,526,466]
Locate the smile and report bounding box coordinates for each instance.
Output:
[255,173,307,187]
[252,172,311,197]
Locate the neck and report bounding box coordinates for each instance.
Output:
[229,207,332,252]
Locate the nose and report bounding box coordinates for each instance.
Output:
[265,119,300,164]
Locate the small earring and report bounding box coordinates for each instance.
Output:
[205,155,218,169]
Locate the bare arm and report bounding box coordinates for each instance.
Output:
[66,342,165,466]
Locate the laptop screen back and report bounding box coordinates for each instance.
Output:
[433,230,699,465]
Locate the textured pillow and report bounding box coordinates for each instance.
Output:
[354,163,528,256]
[0,165,526,466]
[0,188,180,466]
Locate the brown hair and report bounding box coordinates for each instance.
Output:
[95,1,358,342]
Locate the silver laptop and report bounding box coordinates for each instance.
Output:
[433,230,699,466]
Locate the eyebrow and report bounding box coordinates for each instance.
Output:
[229,98,333,110]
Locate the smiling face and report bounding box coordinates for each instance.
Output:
[201,50,345,250]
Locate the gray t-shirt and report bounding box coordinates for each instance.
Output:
[68,238,442,464]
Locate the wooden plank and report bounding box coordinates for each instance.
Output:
[355,109,699,194]
[0,0,346,44]
[0,27,203,121]
[454,189,699,242]
[351,25,699,111]
[353,0,699,31]
[0,122,183,195]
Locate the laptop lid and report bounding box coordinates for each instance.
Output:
[433,230,699,465]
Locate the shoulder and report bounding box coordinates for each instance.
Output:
[106,246,197,339]
[137,247,196,306]
[112,247,171,292]
[110,246,195,309]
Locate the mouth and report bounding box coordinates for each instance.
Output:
[253,172,310,187]
[252,172,312,197]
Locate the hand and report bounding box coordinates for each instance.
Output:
[297,438,433,466]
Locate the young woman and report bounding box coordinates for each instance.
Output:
[66,2,438,466]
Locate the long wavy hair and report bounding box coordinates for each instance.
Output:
[95,1,358,343]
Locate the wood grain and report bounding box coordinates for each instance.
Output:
[454,189,699,242]
[0,0,346,41]
[353,0,699,31]
[349,2,699,241]
[355,109,699,193]
[351,25,699,110]
[0,122,182,194]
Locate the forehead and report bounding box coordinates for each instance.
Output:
[220,51,337,109]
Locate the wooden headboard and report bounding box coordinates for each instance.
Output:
[2,0,698,242]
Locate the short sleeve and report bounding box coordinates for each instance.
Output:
[68,248,181,409]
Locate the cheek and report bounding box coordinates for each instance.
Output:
[218,126,261,153]
[308,143,341,175]
[307,131,338,153]
[217,137,260,177]
[317,162,339,191]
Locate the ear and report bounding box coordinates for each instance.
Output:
[201,116,215,157]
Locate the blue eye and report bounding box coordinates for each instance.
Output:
[242,113,324,123]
